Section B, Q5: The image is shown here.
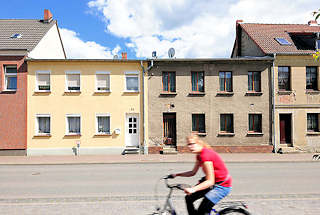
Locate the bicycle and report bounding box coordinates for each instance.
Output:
[150,175,251,215]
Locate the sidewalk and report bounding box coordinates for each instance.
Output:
[0,153,317,165]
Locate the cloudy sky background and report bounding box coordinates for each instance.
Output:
[0,0,318,59]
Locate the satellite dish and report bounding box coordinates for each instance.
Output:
[168,48,175,58]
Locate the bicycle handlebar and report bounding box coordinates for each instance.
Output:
[163,175,191,191]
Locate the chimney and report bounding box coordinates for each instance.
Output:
[121,52,127,60]
[44,9,53,23]
[236,20,243,25]
[308,20,318,26]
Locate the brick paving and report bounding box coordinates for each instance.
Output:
[0,153,317,165]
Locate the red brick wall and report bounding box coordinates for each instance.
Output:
[0,56,27,150]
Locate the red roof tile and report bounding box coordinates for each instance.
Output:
[240,23,320,54]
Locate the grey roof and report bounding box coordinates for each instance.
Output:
[0,19,56,52]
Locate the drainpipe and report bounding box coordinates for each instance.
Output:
[140,60,147,154]
[272,53,277,153]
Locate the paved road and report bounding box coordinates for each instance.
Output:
[0,162,319,214]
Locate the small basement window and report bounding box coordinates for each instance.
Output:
[275,38,291,45]
[10,33,22,39]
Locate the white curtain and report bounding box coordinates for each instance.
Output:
[68,74,80,89]
[68,117,80,133]
[38,117,50,133]
[96,74,109,90]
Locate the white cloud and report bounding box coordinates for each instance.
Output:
[88,0,319,58]
[59,28,120,59]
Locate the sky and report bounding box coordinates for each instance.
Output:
[0,0,318,59]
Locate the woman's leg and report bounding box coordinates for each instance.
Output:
[185,188,210,215]
[197,197,215,215]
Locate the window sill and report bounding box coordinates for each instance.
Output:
[277,90,292,95]
[65,134,81,137]
[34,134,51,137]
[306,131,320,135]
[218,133,235,137]
[216,92,234,96]
[123,91,140,93]
[193,132,207,136]
[306,90,320,95]
[64,91,81,93]
[245,92,263,96]
[94,90,111,93]
[34,90,51,93]
[1,89,17,92]
[94,133,112,136]
[160,92,177,96]
[188,92,205,96]
[246,132,263,136]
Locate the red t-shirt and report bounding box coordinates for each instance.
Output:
[197,147,232,187]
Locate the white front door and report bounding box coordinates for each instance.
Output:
[125,114,139,147]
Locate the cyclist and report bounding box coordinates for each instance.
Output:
[170,133,232,215]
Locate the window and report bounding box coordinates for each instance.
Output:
[96,72,110,92]
[192,114,205,133]
[125,71,139,92]
[66,71,80,92]
[191,71,204,92]
[278,66,290,91]
[36,115,50,135]
[219,72,232,92]
[66,115,81,135]
[317,40,320,50]
[248,72,261,92]
[306,67,318,90]
[307,113,319,132]
[4,65,17,90]
[162,72,176,92]
[36,71,50,91]
[248,114,262,133]
[220,114,233,133]
[96,114,110,134]
[275,37,291,45]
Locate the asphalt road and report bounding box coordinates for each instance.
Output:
[0,162,319,214]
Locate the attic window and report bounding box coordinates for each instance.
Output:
[275,38,291,45]
[10,33,22,39]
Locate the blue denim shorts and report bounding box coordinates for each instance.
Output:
[205,185,231,204]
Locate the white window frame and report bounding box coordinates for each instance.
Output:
[4,65,17,91]
[124,71,139,92]
[65,71,81,92]
[35,114,51,135]
[66,114,81,135]
[95,71,111,92]
[35,71,51,92]
[95,113,111,134]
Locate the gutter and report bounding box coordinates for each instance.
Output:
[140,61,147,154]
[272,53,277,153]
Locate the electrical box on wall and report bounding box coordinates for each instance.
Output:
[114,128,121,135]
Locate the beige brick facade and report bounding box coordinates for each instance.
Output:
[147,59,273,153]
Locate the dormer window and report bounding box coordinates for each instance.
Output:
[275,37,291,45]
[10,33,22,39]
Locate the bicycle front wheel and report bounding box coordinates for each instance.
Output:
[218,208,251,215]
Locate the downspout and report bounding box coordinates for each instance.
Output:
[139,59,154,155]
[272,53,277,153]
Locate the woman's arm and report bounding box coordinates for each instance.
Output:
[185,161,215,195]
[173,160,200,177]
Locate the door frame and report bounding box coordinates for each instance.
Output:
[125,113,140,147]
[279,113,292,145]
[163,112,177,147]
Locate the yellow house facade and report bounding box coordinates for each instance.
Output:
[274,55,320,153]
[27,60,148,155]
